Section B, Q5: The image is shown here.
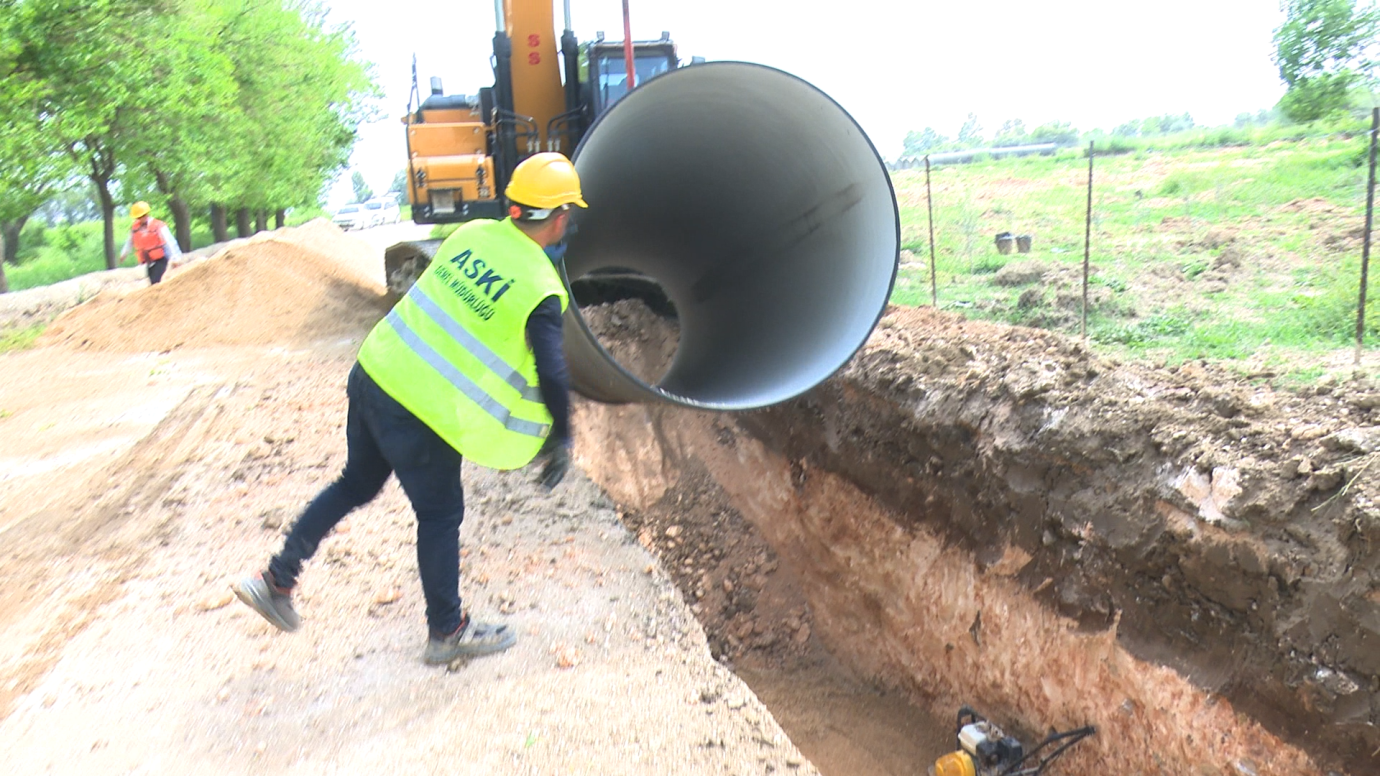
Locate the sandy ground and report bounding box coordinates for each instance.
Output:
[0,223,816,775]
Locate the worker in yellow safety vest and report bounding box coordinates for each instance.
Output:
[234,153,585,664]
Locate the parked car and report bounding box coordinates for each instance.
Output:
[332,204,366,231]
[363,198,402,227]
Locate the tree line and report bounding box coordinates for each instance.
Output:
[900,0,1380,164]
[0,0,378,293]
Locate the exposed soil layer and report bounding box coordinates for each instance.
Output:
[576,301,1380,774]
[0,224,816,775]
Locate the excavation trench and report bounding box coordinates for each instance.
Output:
[574,302,1380,775]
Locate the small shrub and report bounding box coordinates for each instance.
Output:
[0,324,46,354]
[971,256,1007,275]
[1090,274,1128,293]
[1181,258,1211,279]
[1089,136,1138,155]
[16,220,47,261]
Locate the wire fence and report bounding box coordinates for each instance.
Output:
[890,114,1380,367]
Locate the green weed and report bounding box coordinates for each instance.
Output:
[0,324,47,354]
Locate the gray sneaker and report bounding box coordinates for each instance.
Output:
[424,615,516,664]
[232,572,301,633]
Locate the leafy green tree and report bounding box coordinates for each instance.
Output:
[1139,113,1195,135]
[117,0,242,250]
[388,169,408,204]
[956,113,983,148]
[0,0,73,288]
[0,0,375,281]
[214,1,377,226]
[1275,0,1380,122]
[351,171,374,204]
[902,128,947,158]
[13,0,174,269]
[34,182,102,227]
[1112,120,1141,137]
[992,118,1028,147]
[1029,121,1079,145]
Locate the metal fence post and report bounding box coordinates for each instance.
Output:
[926,155,938,307]
[1356,108,1379,366]
[1083,141,1094,341]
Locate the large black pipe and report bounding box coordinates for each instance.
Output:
[562,62,899,410]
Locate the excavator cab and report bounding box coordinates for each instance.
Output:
[586,36,678,116]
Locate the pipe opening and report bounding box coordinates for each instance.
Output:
[569,277,679,385]
[562,62,898,409]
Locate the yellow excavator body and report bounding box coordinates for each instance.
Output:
[505,0,565,153]
[389,0,680,296]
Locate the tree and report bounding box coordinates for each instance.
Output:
[351,171,374,204]
[10,0,180,270]
[956,113,983,148]
[34,182,101,226]
[388,169,408,204]
[0,0,72,288]
[902,128,947,158]
[1029,121,1080,146]
[992,118,1028,147]
[1112,120,1141,137]
[213,1,377,224]
[118,0,241,251]
[0,0,377,283]
[1274,0,1380,122]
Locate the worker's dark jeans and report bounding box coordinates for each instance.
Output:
[146,258,168,285]
[269,362,465,637]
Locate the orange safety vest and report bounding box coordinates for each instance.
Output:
[131,218,169,263]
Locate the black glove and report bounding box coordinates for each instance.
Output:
[537,443,570,491]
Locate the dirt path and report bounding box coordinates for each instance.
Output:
[0,226,815,774]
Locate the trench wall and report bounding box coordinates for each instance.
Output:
[574,306,1380,775]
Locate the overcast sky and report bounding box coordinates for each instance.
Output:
[321,0,1288,206]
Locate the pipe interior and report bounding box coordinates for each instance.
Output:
[563,62,898,410]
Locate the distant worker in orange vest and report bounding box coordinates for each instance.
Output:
[119,201,182,285]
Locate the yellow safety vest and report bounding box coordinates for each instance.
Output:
[357,218,568,470]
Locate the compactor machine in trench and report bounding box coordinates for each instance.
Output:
[385,0,901,411]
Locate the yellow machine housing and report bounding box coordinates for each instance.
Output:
[934,751,977,776]
[505,0,565,152]
[398,0,677,227]
[405,99,497,220]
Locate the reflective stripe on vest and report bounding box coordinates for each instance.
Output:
[381,289,548,438]
[356,218,568,470]
[405,283,545,405]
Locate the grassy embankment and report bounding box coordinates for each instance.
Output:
[892,121,1377,378]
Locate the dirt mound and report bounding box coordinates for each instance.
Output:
[40,223,389,352]
[578,298,680,384]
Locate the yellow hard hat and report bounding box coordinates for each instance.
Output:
[505,153,588,210]
[130,201,151,219]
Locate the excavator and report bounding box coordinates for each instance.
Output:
[383,0,680,297]
[382,0,901,414]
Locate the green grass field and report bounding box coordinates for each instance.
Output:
[891,127,1378,375]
